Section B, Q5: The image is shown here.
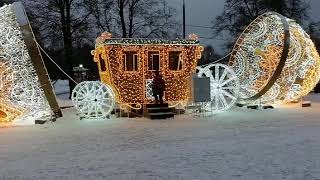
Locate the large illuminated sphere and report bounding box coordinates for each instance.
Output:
[229,12,320,103]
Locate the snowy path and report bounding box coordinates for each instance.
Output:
[1,95,320,179]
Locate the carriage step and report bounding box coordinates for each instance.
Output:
[147,107,174,113]
[146,103,169,108]
[146,103,175,119]
[149,112,175,119]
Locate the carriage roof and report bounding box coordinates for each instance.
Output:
[99,38,200,46]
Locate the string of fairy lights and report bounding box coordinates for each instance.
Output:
[93,32,203,108]
[0,62,22,122]
[2,2,320,123]
[0,4,52,124]
[197,63,240,113]
[229,12,320,104]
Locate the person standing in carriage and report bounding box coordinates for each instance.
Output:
[152,71,166,104]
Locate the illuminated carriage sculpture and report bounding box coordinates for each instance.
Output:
[72,33,205,118]
[93,33,203,106]
[71,32,241,118]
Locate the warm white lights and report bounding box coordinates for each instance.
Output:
[72,81,115,119]
[229,12,320,104]
[93,32,203,108]
[0,5,52,125]
[197,63,240,113]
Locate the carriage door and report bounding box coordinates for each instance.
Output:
[145,51,160,100]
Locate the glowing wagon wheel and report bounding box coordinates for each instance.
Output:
[72,81,115,119]
[197,63,240,113]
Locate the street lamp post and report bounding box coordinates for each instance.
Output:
[183,0,186,38]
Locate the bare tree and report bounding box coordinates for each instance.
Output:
[212,0,310,49]
[24,0,93,97]
[85,0,180,38]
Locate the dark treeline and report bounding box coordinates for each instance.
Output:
[18,0,181,83]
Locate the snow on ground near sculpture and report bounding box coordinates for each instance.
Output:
[1,81,320,179]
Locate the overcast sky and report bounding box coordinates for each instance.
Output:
[169,0,320,54]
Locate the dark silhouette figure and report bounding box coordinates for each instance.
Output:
[152,71,166,104]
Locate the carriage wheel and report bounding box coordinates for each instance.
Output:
[71,81,115,119]
[197,63,240,113]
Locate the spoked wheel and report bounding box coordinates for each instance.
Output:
[72,81,115,119]
[197,63,240,113]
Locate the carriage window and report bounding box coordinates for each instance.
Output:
[169,51,183,70]
[148,52,160,71]
[123,51,138,71]
[99,54,106,72]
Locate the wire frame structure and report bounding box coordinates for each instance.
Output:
[0,4,52,125]
[72,81,116,119]
[229,12,320,104]
[0,62,22,123]
[92,32,203,110]
[197,63,240,113]
[145,79,155,100]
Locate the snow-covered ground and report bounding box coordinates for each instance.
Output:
[1,81,320,179]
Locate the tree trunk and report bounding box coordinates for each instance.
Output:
[59,0,75,98]
[118,0,127,38]
[128,1,134,38]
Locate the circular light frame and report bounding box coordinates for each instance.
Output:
[229,12,320,104]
